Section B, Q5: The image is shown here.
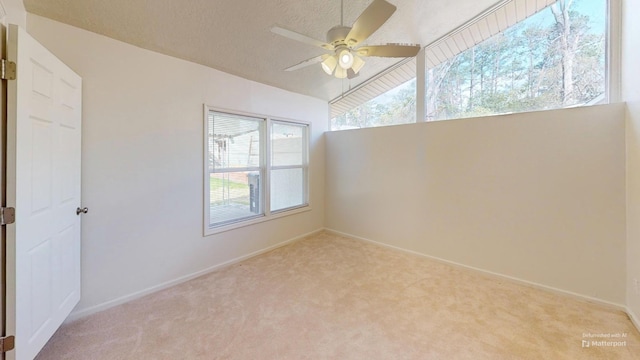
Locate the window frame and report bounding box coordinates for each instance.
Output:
[203,105,311,236]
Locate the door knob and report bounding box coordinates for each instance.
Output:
[76,207,89,215]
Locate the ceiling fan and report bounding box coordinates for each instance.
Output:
[271,0,420,79]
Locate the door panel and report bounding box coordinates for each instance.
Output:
[5,24,82,360]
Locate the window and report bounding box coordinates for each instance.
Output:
[328,0,612,128]
[426,0,607,121]
[205,108,309,234]
[270,121,309,212]
[330,59,417,130]
[331,78,416,130]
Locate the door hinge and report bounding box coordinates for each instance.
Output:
[1,207,15,225]
[0,336,15,352]
[1,59,16,80]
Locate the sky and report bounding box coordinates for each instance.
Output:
[535,0,607,34]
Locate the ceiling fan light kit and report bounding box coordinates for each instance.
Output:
[271,0,421,79]
[334,66,348,79]
[351,55,366,74]
[321,55,338,75]
[337,48,354,69]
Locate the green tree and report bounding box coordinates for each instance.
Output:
[425,0,604,120]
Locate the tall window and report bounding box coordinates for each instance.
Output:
[205,109,309,234]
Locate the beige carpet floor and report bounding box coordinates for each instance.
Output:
[36,232,640,359]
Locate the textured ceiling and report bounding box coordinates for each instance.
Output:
[23,0,499,101]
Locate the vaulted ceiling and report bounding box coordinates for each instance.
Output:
[23,0,498,101]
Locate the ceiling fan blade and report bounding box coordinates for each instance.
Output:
[271,26,334,50]
[356,44,421,58]
[284,54,329,72]
[345,0,397,46]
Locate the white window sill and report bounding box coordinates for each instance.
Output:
[203,205,312,236]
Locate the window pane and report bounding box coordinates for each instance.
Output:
[271,122,306,166]
[209,112,262,170]
[209,171,263,226]
[426,0,606,121]
[331,78,416,130]
[270,168,306,212]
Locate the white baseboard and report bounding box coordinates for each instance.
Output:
[66,228,324,323]
[627,307,640,333]
[324,228,628,312]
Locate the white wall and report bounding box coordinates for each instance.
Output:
[622,0,640,325]
[26,14,327,316]
[326,104,626,305]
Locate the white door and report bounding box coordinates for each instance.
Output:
[5,24,82,360]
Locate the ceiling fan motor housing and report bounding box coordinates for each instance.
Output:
[327,26,352,47]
